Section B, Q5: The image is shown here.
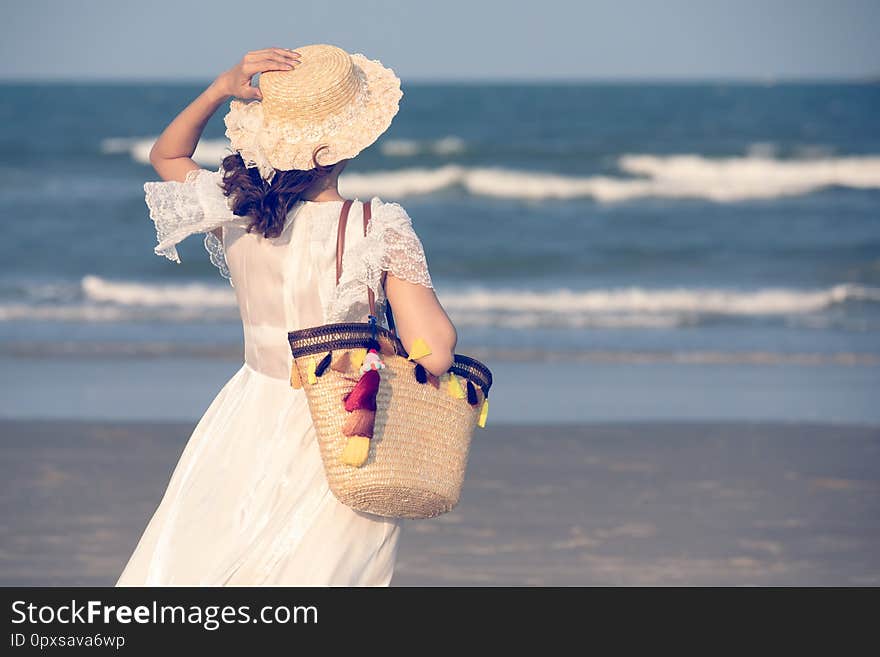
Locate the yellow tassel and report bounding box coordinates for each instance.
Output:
[341,435,371,467]
[289,361,302,389]
[477,398,489,428]
[407,337,432,361]
[351,348,367,369]
[307,358,318,385]
[447,372,465,399]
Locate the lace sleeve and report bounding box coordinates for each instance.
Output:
[203,231,233,286]
[370,200,434,289]
[144,166,243,272]
[326,197,433,323]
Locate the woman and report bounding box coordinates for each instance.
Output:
[116,44,457,586]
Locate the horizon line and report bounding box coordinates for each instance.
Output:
[0,73,877,85]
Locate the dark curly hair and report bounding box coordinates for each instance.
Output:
[219,146,338,239]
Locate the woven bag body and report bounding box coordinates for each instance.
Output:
[288,201,492,519]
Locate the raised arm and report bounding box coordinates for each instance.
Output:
[148,48,301,237]
[149,47,300,182]
[148,82,229,185]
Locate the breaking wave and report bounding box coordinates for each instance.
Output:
[340,155,880,202]
[0,276,876,329]
[105,135,880,203]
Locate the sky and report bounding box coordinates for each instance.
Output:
[2,0,879,82]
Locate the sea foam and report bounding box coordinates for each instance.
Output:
[0,276,875,328]
[380,137,466,157]
[107,135,880,203]
[340,155,880,202]
[101,137,230,168]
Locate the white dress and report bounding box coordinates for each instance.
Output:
[116,166,434,586]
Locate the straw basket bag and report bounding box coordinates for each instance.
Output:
[287,200,493,519]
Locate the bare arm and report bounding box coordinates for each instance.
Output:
[147,82,230,184]
[147,47,301,237]
[385,274,457,377]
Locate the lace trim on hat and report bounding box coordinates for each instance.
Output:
[325,198,434,324]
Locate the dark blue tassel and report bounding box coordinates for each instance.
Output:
[315,351,332,377]
[414,363,428,383]
[466,379,479,405]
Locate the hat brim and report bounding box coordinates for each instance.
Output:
[223,53,402,174]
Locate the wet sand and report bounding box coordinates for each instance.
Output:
[1,419,878,586]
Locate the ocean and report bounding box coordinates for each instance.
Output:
[1,81,879,422]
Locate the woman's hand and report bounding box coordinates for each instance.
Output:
[149,48,301,182]
[212,48,302,101]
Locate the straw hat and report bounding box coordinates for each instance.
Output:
[223,44,403,181]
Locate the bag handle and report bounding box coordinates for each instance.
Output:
[335,200,397,336]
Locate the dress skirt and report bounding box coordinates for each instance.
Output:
[116,362,401,586]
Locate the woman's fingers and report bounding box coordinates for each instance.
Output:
[273,47,301,58]
[248,47,297,55]
[244,51,300,64]
[231,49,301,91]
[246,48,301,62]
[241,57,301,76]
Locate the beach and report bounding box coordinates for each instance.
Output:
[2,418,878,586]
[1,81,878,586]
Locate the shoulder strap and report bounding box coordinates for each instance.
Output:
[363,201,377,317]
[333,199,396,334]
[335,200,353,286]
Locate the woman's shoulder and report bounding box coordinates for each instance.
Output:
[363,197,433,288]
[366,196,416,228]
